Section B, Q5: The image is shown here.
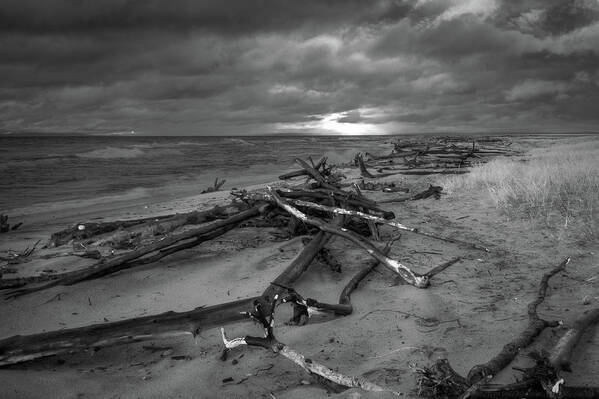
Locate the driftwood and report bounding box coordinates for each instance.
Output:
[415,258,572,398]
[279,244,393,322]
[467,257,570,384]
[542,307,599,396]
[278,188,392,219]
[2,205,267,296]
[268,187,429,288]
[550,307,599,372]
[294,158,347,196]
[0,232,330,366]
[220,293,398,395]
[359,137,517,178]
[379,185,443,203]
[201,177,226,193]
[279,157,327,180]
[221,327,395,395]
[264,196,488,252]
[357,154,398,178]
[48,204,236,247]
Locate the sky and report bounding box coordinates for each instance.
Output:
[1,0,599,136]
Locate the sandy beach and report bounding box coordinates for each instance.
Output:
[0,135,597,399]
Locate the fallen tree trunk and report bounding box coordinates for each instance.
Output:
[0,232,330,366]
[2,205,268,297]
[48,204,236,247]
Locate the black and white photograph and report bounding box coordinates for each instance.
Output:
[0,1,598,398]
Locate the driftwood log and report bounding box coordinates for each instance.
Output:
[48,203,239,247]
[0,232,330,366]
[2,205,268,296]
[415,257,575,398]
[467,257,570,384]
[220,293,398,395]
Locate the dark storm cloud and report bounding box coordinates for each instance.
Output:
[0,0,414,33]
[1,0,598,135]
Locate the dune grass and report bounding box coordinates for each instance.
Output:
[441,138,599,242]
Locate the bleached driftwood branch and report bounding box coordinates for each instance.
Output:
[268,187,429,288]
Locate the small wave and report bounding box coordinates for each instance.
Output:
[222,138,256,146]
[132,141,213,150]
[78,147,146,159]
[77,146,183,159]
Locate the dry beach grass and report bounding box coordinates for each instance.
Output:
[441,138,599,242]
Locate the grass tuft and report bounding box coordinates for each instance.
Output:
[441,139,599,241]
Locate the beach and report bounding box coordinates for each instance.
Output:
[0,134,597,399]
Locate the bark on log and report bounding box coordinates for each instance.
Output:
[550,307,599,372]
[0,232,330,366]
[2,205,268,297]
[466,257,570,384]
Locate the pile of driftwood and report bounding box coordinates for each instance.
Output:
[0,153,596,398]
[356,136,518,179]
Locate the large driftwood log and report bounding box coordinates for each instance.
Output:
[549,307,599,372]
[2,205,268,297]
[0,232,330,366]
[268,187,429,288]
[542,307,599,396]
[48,204,236,247]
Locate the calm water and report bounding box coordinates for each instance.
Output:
[0,135,398,212]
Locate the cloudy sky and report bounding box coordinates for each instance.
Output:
[1,0,599,135]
